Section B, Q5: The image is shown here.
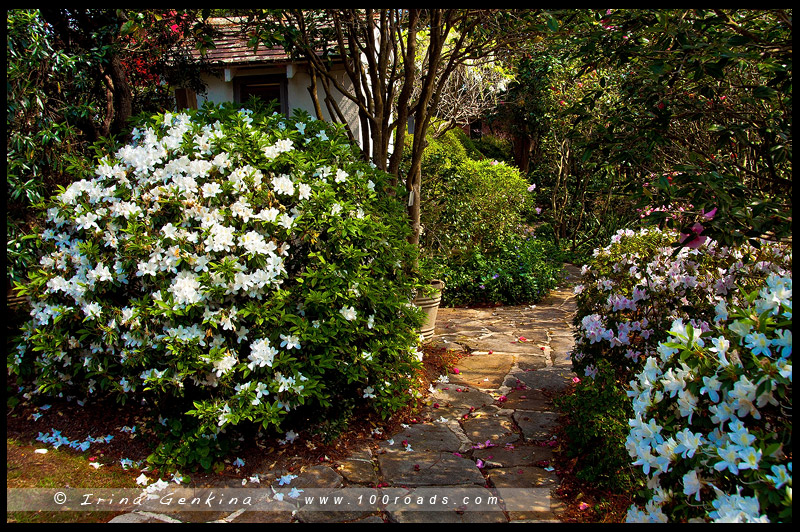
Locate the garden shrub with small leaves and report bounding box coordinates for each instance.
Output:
[436,233,561,307]
[410,129,556,306]
[9,102,426,470]
[560,227,791,491]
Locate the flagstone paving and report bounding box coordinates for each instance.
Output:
[109,264,581,524]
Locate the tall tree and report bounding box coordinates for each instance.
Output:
[243,9,541,246]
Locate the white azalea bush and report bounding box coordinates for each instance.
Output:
[10,103,425,469]
[626,273,792,522]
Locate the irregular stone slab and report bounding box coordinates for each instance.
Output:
[461,415,519,447]
[229,502,297,523]
[380,422,464,453]
[472,443,555,469]
[289,465,344,490]
[486,466,560,489]
[514,366,575,393]
[428,383,495,419]
[501,389,557,412]
[108,512,182,523]
[470,335,549,355]
[354,515,387,523]
[338,458,379,485]
[448,353,517,388]
[384,485,507,523]
[487,467,562,522]
[548,334,576,366]
[513,411,563,442]
[377,451,485,487]
[295,487,383,523]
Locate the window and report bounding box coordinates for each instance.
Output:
[234,74,287,113]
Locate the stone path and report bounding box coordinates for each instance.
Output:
[109,264,581,524]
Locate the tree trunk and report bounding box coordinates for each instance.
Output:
[512,134,532,174]
[108,55,132,137]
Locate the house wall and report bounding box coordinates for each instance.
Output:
[198,64,363,149]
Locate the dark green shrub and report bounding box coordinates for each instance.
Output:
[436,234,561,306]
[556,360,644,491]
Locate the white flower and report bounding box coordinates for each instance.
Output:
[248,338,277,370]
[682,469,703,501]
[298,182,312,200]
[280,334,301,350]
[239,230,272,256]
[278,473,297,486]
[204,223,237,253]
[264,139,294,159]
[340,305,357,321]
[272,174,295,196]
[168,270,203,307]
[212,353,238,377]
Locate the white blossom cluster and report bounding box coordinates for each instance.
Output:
[13,104,425,448]
[625,272,791,523]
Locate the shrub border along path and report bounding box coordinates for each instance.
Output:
[109,264,582,524]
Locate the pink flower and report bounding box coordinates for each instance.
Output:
[579,502,591,510]
[527,184,536,192]
[476,459,485,468]
[702,207,717,220]
[452,368,460,374]
[679,222,707,248]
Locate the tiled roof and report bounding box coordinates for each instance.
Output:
[197,18,292,66]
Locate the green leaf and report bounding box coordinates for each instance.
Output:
[752,86,777,100]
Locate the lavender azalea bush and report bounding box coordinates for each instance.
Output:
[10,103,425,468]
[571,227,791,381]
[562,227,791,517]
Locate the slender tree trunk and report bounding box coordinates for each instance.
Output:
[108,55,132,137]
